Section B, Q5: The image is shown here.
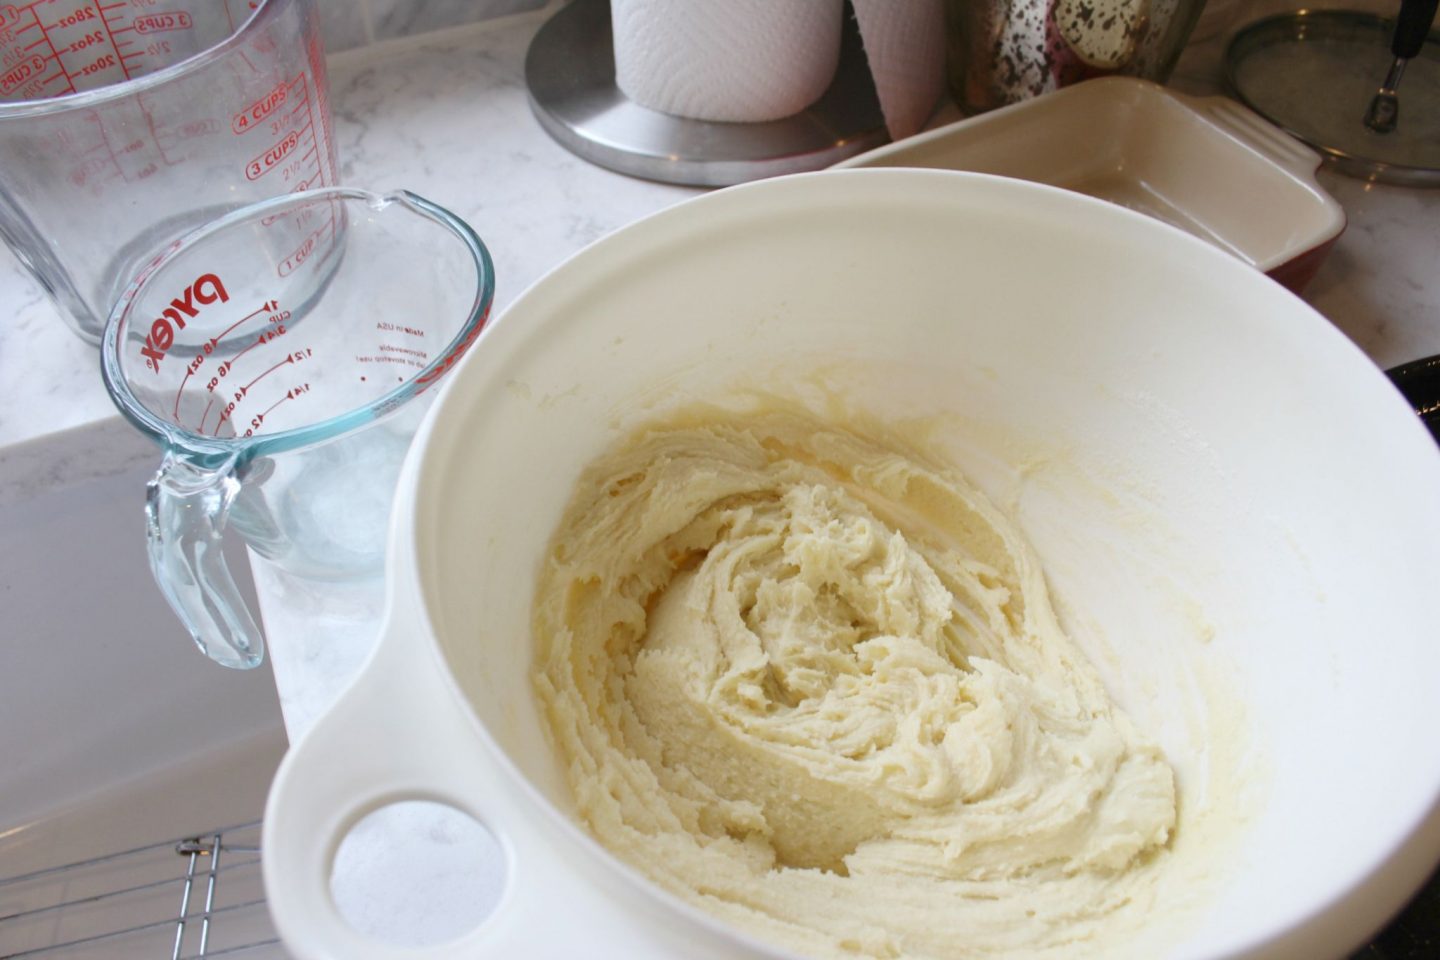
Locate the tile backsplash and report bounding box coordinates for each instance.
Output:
[317,0,551,53]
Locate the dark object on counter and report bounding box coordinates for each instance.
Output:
[1348,352,1440,960]
[1362,353,1440,956]
[1353,856,1440,958]
[1388,354,1440,445]
[1226,10,1440,186]
[1363,0,1440,133]
[524,0,887,186]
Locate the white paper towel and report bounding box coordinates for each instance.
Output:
[611,0,945,141]
[612,0,845,123]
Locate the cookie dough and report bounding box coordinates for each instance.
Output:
[533,405,1177,959]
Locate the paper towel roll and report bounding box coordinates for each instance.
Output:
[611,0,844,123]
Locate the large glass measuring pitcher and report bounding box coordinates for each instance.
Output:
[101,189,495,669]
[0,0,337,342]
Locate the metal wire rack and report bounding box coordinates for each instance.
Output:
[0,821,287,959]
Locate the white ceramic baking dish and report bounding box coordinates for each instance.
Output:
[837,78,1346,293]
[264,170,1439,960]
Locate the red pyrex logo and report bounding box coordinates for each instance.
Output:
[139,274,229,370]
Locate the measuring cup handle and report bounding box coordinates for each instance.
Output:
[145,450,265,669]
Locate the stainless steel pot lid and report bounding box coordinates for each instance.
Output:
[1225,10,1440,186]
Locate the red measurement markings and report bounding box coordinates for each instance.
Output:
[248,90,314,163]
[232,77,286,135]
[89,109,154,182]
[86,1,131,81]
[305,29,335,186]
[206,299,279,351]
[139,92,175,164]
[243,380,308,436]
[244,125,300,181]
[228,70,327,194]
[226,328,274,367]
[108,7,172,73]
[288,171,321,194]
[278,215,334,277]
[0,51,45,92]
[173,349,205,417]
[295,70,330,187]
[97,2,151,73]
[238,351,293,395]
[8,2,73,96]
[68,119,119,186]
[199,360,295,434]
[71,48,115,79]
[250,72,324,191]
[60,27,105,55]
[194,393,216,434]
[241,394,286,435]
[130,9,188,34]
[115,45,142,71]
[9,1,50,26]
[292,73,317,165]
[168,301,280,418]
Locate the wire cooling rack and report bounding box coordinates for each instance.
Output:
[0,821,286,959]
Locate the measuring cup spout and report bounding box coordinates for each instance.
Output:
[145,450,265,669]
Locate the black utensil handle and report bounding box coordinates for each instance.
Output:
[1386,354,1440,445]
[1394,0,1439,60]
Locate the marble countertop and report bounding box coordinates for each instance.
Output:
[4,7,1437,463]
[2,3,1438,951]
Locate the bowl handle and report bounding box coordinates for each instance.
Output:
[262,587,755,959]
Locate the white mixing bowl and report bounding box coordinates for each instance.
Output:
[264,170,1440,960]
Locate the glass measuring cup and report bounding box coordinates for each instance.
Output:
[101,188,495,669]
[0,0,337,343]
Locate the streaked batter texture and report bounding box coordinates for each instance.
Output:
[533,406,1176,959]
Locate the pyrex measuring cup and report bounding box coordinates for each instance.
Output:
[0,0,337,342]
[101,188,495,669]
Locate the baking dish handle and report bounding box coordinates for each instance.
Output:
[262,585,754,960]
[1178,91,1325,182]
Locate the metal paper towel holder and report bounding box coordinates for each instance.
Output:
[525,0,888,187]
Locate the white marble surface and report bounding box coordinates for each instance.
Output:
[367,0,546,42]
[2,3,1439,948]
[319,0,549,53]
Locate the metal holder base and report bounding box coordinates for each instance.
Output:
[524,0,889,187]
